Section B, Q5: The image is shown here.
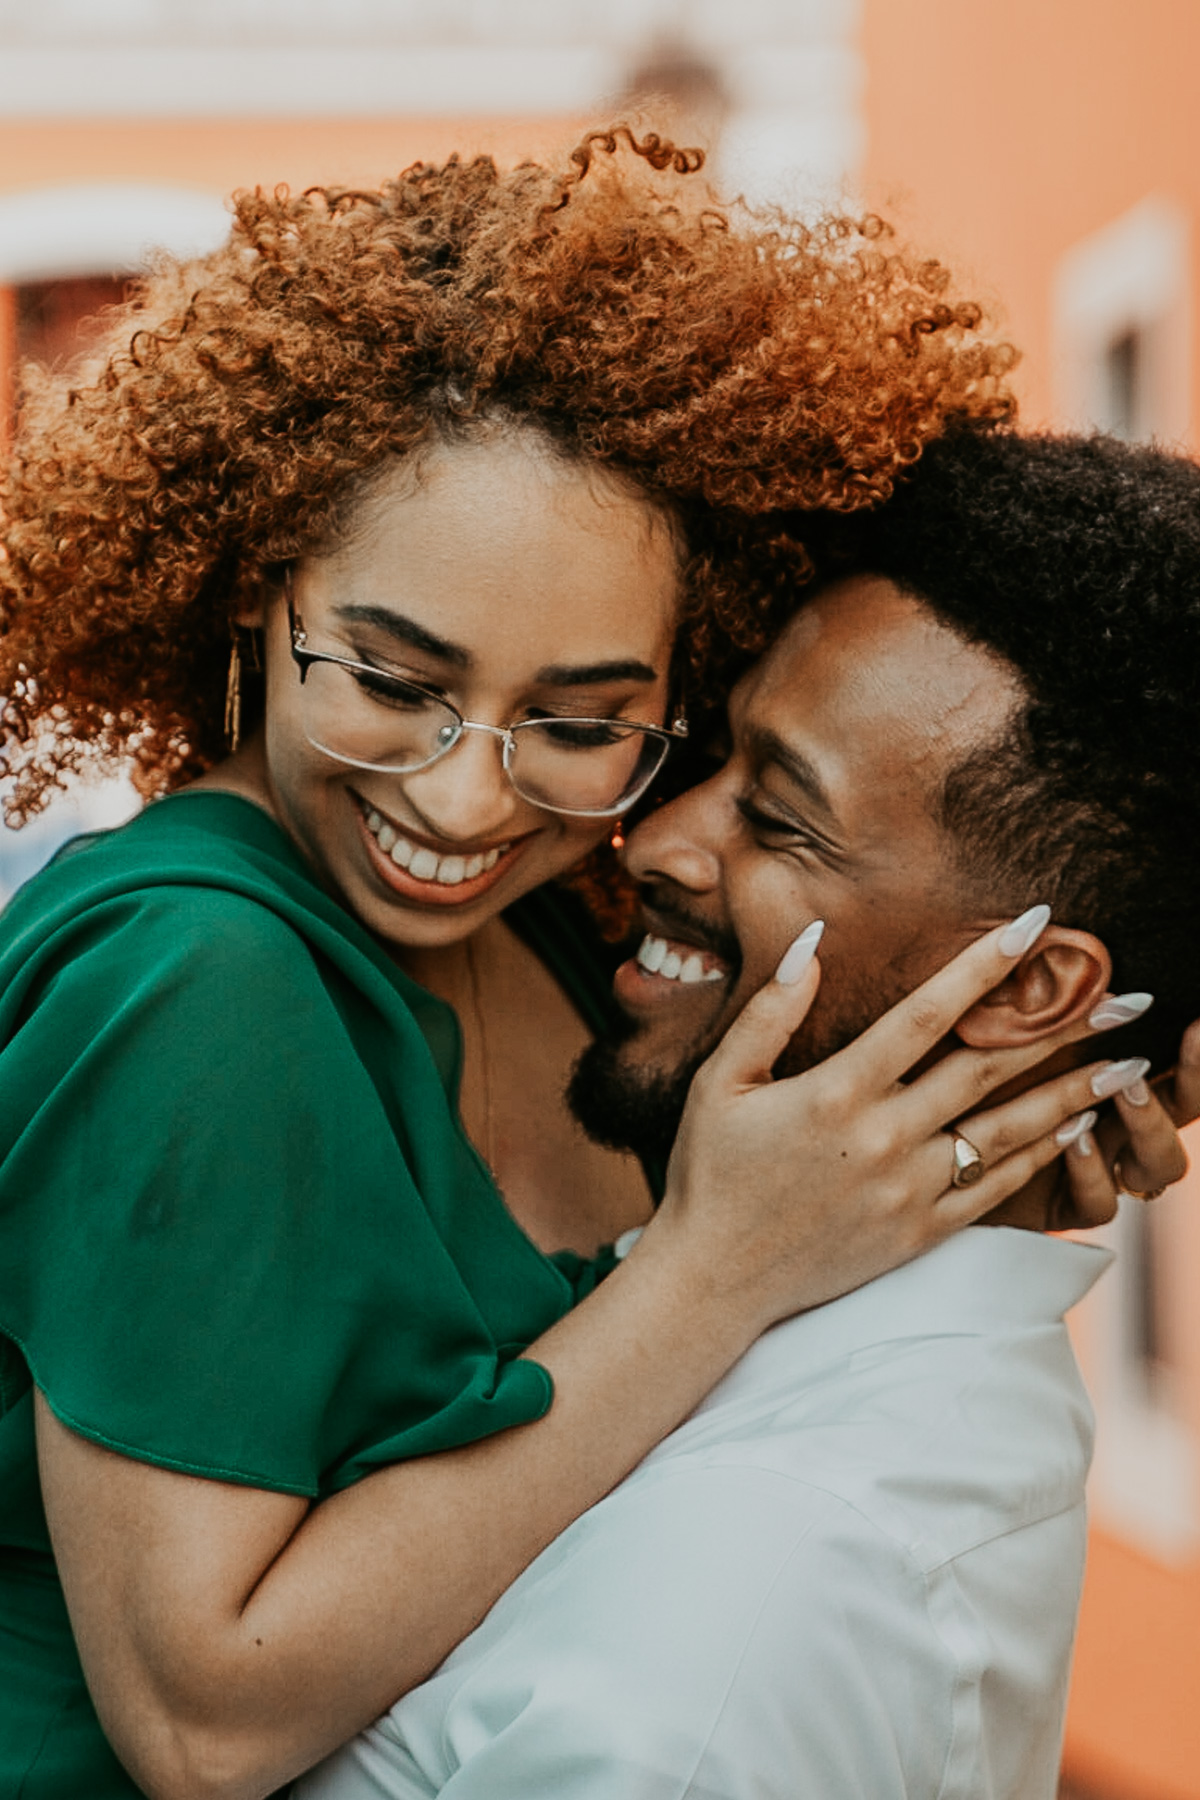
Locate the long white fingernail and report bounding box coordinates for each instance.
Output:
[998,903,1051,958]
[1074,1131,1097,1157]
[1091,1056,1152,1100]
[1089,992,1154,1030]
[1056,1109,1098,1147]
[774,920,825,985]
[1123,1079,1152,1107]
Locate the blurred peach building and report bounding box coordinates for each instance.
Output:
[1,3,1198,1795]
[859,7,1200,1797]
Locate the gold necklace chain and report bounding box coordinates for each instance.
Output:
[463,934,497,1177]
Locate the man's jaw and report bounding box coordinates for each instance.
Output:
[569,891,741,1163]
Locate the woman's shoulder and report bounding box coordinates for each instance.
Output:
[0,790,469,1091]
[8,790,305,912]
[0,791,377,986]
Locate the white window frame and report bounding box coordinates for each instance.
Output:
[0,183,229,286]
[1052,195,1191,445]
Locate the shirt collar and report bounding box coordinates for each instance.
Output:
[688,1227,1112,1419]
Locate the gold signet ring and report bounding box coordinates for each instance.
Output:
[950,1131,986,1189]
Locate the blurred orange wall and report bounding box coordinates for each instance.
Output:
[861,0,1200,444]
[0,114,577,446]
[861,6,1200,1794]
[0,116,579,204]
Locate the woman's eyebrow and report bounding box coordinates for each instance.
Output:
[534,659,659,687]
[746,722,842,831]
[332,604,471,669]
[332,607,657,688]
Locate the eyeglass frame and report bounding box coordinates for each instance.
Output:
[283,583,689,819]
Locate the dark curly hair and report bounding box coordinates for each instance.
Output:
[0,126,1014,827]
[823,424,1200,1071]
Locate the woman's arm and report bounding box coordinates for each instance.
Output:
[40,916,1136,1800]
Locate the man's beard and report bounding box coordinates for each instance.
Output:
[567,884,738,1166]
[567,929,910,1165]
[568,1015,707,1167]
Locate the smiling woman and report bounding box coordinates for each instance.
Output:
[226,434,683,946]
[0,127,1059,1800]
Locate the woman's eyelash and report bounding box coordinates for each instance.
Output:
[351,654,447,698]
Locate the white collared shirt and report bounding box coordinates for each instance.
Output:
[302,1228,1110,1800]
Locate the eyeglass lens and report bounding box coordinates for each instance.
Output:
[299,658,667,814]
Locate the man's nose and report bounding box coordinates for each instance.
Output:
[398,727,524,842]
[625,778,724,892]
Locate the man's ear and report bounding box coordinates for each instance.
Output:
[955,926,1111,1048]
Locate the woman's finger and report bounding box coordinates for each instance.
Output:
[825,904,1051,1092]
[942,1059,1126,1171]
[896,1024,1149,1140]
[1163,1018,1200,1128]
[1054,1127,1120,1230]
[1108,1080,1189,1196]
[921,1114,1095,1236]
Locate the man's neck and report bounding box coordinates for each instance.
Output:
[978,1161,1064,1233]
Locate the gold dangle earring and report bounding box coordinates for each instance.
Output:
[224,639,243,753]
[223,627,262,753]
[609,819,626,851]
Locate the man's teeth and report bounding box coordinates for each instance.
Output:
[364,810,507,885]
[635,934,724,984]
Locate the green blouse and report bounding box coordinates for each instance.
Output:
[0,791,632,1799]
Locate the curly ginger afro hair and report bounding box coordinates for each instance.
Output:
[0,126,1016,820]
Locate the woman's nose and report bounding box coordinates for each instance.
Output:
[625,778,724,893]
[398,726,525,842]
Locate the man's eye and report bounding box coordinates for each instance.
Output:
[735,796,813,843]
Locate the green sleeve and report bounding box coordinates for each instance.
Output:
[0,885,559,1497]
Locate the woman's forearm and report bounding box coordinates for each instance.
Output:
[40,1224,756,1800]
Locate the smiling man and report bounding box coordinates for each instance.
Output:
[302,427,1200,1800]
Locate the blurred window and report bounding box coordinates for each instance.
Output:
[1082,1186,1198,1564]
[1054,200,1197,1562]
[1054,197,1190,445]
[15,274,127,375]
[1101,326,1143,440]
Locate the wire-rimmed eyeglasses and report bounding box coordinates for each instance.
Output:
[286,591,687,819]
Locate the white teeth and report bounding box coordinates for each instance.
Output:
[409,847,439,881]
[635,933,726,985]
[362,806,511,886]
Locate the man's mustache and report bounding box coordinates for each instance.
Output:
[633,882,742,976]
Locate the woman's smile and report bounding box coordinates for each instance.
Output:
[355,791,528,908]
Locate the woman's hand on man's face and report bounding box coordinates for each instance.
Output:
[652,909,1161,1332]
